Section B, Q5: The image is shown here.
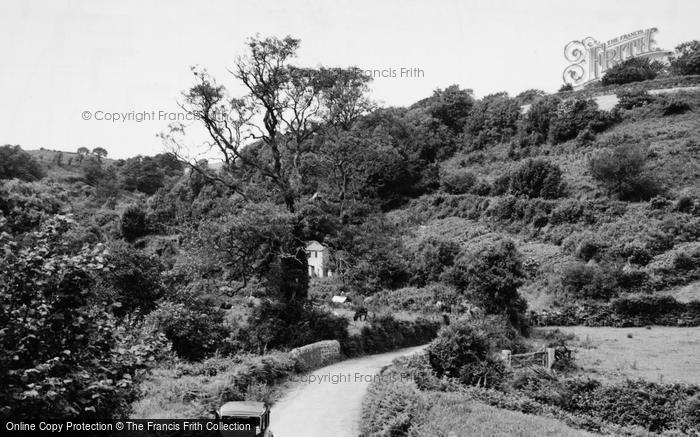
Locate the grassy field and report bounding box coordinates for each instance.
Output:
[413,393,597,437]
[539,326,700,385]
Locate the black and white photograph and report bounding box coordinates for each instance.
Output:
[2,1,700,436]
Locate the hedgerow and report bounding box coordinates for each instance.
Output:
[533,295,700,327]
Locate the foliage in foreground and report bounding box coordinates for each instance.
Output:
[0,216,165,420]
[365,320,700,436]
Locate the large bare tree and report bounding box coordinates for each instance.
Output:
[162,35,372,301]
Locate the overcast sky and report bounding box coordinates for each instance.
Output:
[1,0,698,158]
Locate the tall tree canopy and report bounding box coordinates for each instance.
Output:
[162,36,374,302]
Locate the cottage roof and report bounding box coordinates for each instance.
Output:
[306,241,326,251]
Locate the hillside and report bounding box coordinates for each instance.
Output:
[3,34,700,435]
[24,148,117,181]
[388,89,700,312]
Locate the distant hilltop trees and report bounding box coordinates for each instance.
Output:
[77,146,108,162]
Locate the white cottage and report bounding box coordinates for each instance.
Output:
[306,241,333,278]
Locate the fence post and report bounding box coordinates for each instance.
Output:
[546,347,556,370]
[500,349,512,367]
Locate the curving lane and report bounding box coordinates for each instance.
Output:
[271,346,425,437]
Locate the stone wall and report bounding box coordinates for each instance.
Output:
[290,340,341,370]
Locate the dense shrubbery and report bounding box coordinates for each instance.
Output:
[119,155,167,195]
[601,57,664,86]
[615,89,656,110]
[386,348,700,435]
[588,139,663,201]
[147,300,230,360]
[559,262,619,300]
[361,370,426,437]
[549,97,616,144]
[214,353,297,402]
[525,377,700,433]
[670,40,700,76]
[464,92,521,149]
[370,283,460,313]
[443,239,528,331]
[102,242,165,316]
[376,316,700,435]
[439,168,477,194]
[329,217,412,294]
[244,301,349,353]
[342,316,440,357]
[534,295,700,327]
[120,205,148,241]
[410,236,460,285]
[427,319,507,387]
[659,94,693,116]
[0,180,64,234]
[0,216,164,420]
[516,95,618,148]
[521,95,561,142]
[506,159,566,199]
[0,145,44,181]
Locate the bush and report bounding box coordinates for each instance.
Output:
[440,169,477,194]
[370,283,461,313]
[119,156,165,195]
[621,241,653,265]
[560,262,618,300]
[102,243,165,316]
[0,145,44,181]
[549,97,615,144]
[411,236,460,285]
[507,159,566,199]
[81,158,104,186]
[491,173,511,195]
[669,40,700,76]
[558,83,574,92]
[0,216,161,420]
[148,301,229,360]
[0,180,63,234]
[574,236,605,261]
[361,372,426,437]
[464,93,521,148]
[588,142,663,201]
[519,96,562,145]
[502,366,700,433]
[612,295,684,321]
[443,239,528,332]
[342,316,439,357]
[534,295,700,327]
[562,378,700,433]
[427,320,505,387]
[659,95,692,116]
[615,89,655,110]
[675,196,696,213]
[650,195,672,210]
[244,301,349,353]
[683,394,700,429]
[601,57,664,86]
[120,205,147,241]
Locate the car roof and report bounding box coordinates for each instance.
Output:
[219,401,267,416]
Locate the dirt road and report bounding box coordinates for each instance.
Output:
[271,346,425,437]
